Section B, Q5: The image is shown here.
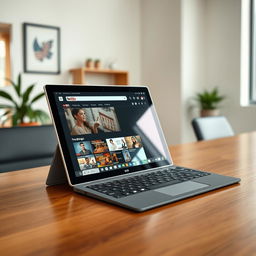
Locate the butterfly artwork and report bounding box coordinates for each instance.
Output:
[33,38,53,61]
[23,23,60,74]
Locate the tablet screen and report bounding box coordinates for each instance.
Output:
[45,85,172,185]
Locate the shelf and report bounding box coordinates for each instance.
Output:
[69,68,129,85]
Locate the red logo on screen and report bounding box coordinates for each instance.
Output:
[66,97,76,101]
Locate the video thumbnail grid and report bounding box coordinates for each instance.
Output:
[73,135,148,176]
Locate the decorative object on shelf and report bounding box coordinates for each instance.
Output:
[85,58,93,68]
[108,59,118,70]
[94,59,101,69]
[108,61,117,70]
[0,73,49,126]
[23,23,60,74]
[195,87,225,117]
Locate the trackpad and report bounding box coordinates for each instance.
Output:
[155,181,209,196]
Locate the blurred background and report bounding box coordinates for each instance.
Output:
[0,0,255,145]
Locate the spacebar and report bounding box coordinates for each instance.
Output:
[148,180,182,190]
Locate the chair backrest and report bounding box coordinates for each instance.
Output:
[0,125,57,172]
[191,116,234,141]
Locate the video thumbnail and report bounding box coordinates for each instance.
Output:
[111,152,125,164]
[125,135,143,149]
[77,155,97,170]
[106,137,127,151]
[122,150,132,162]
[91,139,109,154]
[63,106,121,136]
[73,141,92,156]
[95,152,113,167]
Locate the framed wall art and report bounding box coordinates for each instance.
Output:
[23,23,60,74]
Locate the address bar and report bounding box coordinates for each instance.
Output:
[66,96,127,101]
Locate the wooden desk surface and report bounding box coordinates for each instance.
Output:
[1,132,256,256]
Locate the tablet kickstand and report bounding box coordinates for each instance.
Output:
[46,145,69,186]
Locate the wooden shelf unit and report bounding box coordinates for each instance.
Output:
[69,68,129,85]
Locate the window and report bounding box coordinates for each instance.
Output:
[0,23,11,87]
[250,0,256,103]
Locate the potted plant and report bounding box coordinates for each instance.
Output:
[195,87,225,117]
[94,59,101,69]
[0,73,49,126]
[85,58,93,68]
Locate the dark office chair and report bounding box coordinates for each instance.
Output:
[0,125,57,172]
[192,116,234,141]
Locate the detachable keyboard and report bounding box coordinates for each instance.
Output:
[87,166,211,198]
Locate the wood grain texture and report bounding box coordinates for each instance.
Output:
[1,132,256,256]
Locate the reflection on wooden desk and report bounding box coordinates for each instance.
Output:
[0,132,256,255]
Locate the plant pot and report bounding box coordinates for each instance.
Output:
[19,122,40,127]
[200,109,220,117]
[94,61,101,69]
[85,60,93,69]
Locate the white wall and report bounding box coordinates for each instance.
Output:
[140,0,207,145]
[141,0,256,145]
[205,0,256,134]
[0,0,141,114]
[181,0,256,141]
[181,0,206,142]
[141,0,182,145]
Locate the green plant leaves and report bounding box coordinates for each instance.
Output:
[0,90,14,103]
[0,109,12,124]
[22,84,35,104]
[27,107,49,123]
[5,73,21,97]
[195,87,225,110]
[12,111,22,126]
[17,73,21,96]
[33,109,49,123]
[30,92,45,104]
[0,104,14,109]
[0,73,49,126]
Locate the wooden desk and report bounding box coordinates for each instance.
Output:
[1,132,256,255]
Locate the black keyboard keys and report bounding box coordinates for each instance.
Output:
[87,167,211,198]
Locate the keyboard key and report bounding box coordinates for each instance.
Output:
[87,167,211,198]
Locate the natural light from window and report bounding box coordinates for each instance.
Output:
[250,0,256,103]
[0,40,6,86]
[240,0,256,106]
